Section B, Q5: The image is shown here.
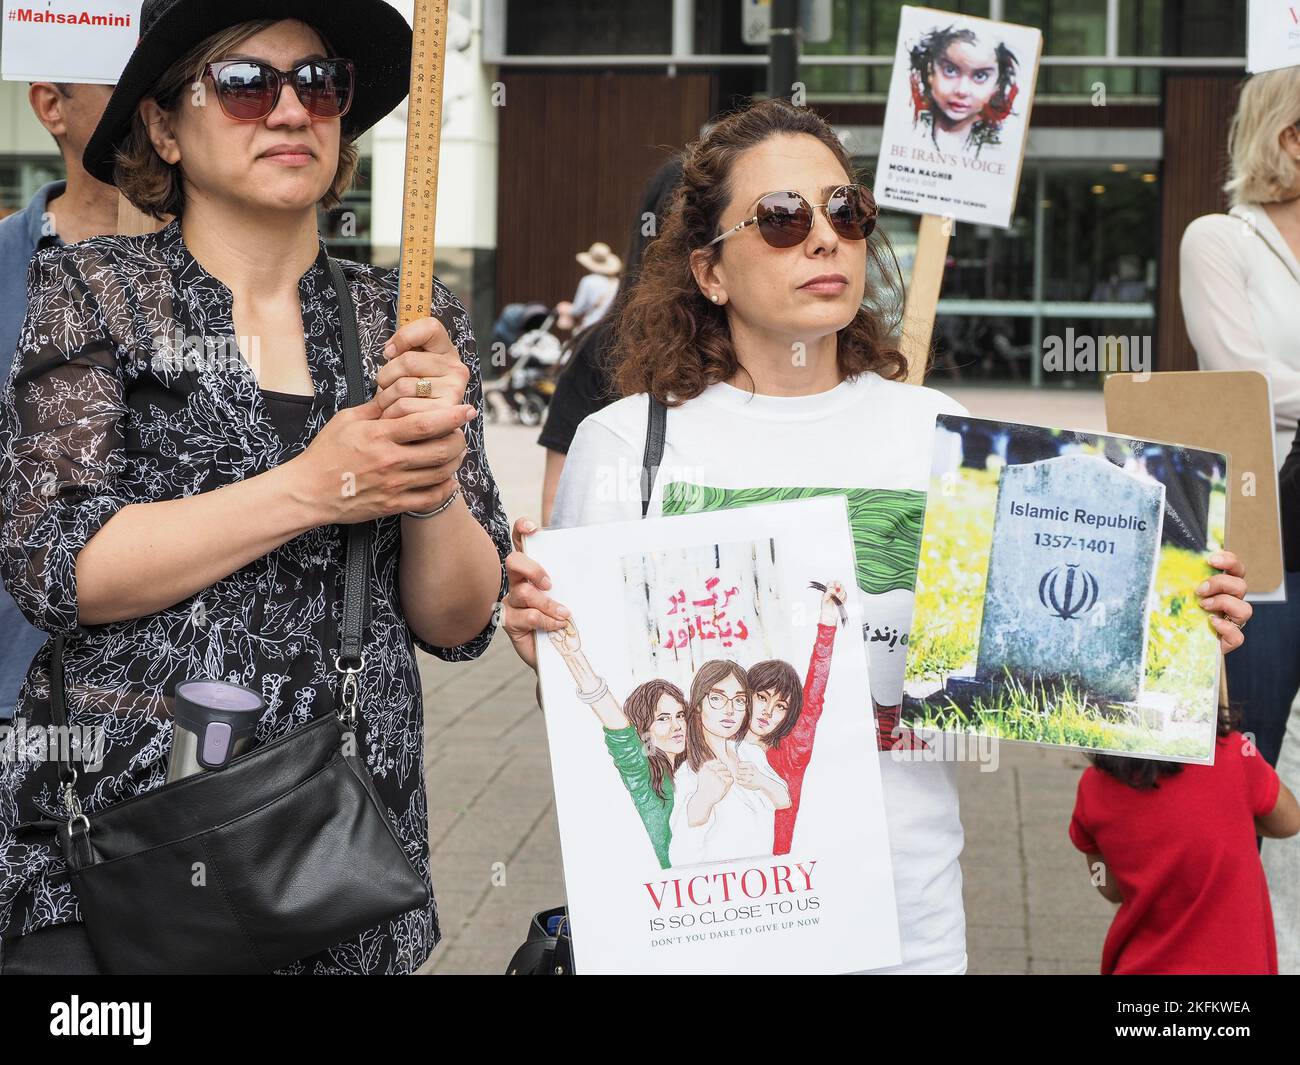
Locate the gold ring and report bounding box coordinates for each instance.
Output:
[415,377,433,399]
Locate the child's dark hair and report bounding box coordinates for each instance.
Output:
[1089,701,1240,789]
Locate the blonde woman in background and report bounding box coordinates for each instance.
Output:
[1179,65,1300,973]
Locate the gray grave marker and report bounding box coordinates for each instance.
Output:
[976,454,1164,702]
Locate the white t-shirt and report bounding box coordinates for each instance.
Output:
[668,738,783,867]
[550,371,970,974]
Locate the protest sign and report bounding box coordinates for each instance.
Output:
[0,1,141,84]
[527,496,901,974]
[1246,0,1300,74]
[904,416,1226,764]
[873,7,1042,380]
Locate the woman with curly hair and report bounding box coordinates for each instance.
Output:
[501,97,1251,973]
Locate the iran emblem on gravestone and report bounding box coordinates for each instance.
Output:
[976,454,1164,702]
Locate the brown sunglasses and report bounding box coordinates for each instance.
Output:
[203,58,355,122]
[706,184,878,249]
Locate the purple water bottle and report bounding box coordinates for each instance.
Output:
[167,680,265,782]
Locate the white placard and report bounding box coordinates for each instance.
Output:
[1246,0,1300,74]
[2,1,142,84]
[526,496,901,975]
[741,0,833,46]
[873,6,1042,229]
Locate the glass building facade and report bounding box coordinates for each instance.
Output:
[0,1,1254,383]
[488,0,1251,387]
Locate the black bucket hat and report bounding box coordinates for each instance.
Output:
[83,0,412,186]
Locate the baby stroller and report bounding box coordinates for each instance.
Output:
[485,303,564,426]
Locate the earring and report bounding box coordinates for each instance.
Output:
[710,293,720,303]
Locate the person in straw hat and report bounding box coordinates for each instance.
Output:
[568,239,623,333]
[0,0,510,974]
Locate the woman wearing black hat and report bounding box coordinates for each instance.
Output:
[0,3,510,974]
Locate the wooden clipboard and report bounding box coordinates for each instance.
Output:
[1104,369,1285,600]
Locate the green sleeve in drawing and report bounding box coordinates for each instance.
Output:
[603,725,673,869]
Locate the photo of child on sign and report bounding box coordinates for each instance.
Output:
[875,6,1042,228]
[908,23,1022,159]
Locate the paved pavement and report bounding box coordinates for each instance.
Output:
[416,384,1117,975]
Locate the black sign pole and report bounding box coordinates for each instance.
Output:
[767,0,801,101]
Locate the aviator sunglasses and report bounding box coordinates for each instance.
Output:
[706,184,878,249]
[203,58,356,122]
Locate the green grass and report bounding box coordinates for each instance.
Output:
[1143,539,1219,721]
[908,671,1215,756]
[908,672,1127,749]
[905,467,998,682]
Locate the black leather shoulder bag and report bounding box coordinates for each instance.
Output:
[505,394,668,975]
[40,257,429,974]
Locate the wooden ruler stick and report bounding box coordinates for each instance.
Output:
[115,193,166,236]
[398,0,450,326]
[900,212,952,385]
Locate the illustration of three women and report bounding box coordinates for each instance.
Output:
[548,581,847,869]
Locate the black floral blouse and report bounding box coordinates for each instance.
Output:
[0,218,510,974]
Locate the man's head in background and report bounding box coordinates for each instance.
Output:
[28,81,115,178]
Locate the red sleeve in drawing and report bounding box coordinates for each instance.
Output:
[768,622,836,855]
[768,621,837,780]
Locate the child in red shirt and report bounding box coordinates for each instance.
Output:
[1069,723,1300,975]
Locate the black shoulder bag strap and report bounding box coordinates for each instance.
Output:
[640,396,668,518]
[44,257,373,808]
[326,256,372,720]
[46,633,82,849]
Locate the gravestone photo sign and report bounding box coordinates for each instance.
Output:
[976,454,1164,701]
[903,416,1226,764]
